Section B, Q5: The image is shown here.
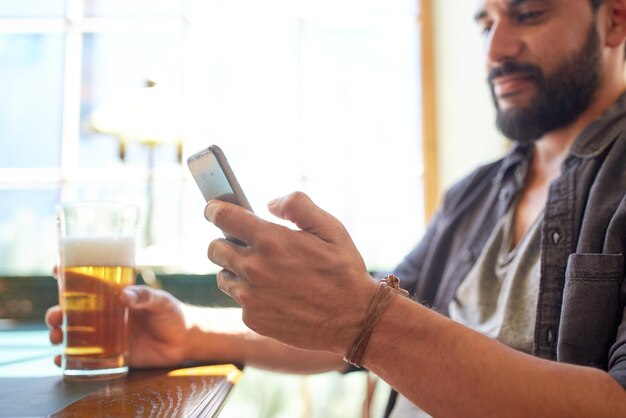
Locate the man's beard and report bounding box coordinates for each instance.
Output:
[489,23,602,143]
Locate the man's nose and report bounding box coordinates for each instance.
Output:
[485,21,523,65]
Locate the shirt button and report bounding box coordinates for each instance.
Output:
[461,250,475,264]
[499,188,510,201]
[551,231,561,245]
[547,327,555,345]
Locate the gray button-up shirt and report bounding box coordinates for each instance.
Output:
[384,93,626,416]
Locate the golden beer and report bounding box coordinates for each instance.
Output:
[59,230,136,379]
[62,266,134,357]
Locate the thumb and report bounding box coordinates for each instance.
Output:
[121,286,178,313]
[267,192,347,243]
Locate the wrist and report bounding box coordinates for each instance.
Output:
[342,274,409,367]
[181,304,201,363]
[330,274,378,354]
[182,306,250,364]
[361,293,432,373]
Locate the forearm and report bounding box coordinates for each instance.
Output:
[360,296,626,417]
[184,306,347,374]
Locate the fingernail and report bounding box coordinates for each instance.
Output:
[267,198,280,208]
[204,200,217,221]
[122,288,138,306]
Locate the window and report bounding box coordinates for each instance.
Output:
[0,0,424,276]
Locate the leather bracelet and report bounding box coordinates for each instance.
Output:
[343,274,409,367]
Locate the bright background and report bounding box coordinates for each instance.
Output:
[0,1,509,417]
[0,0,425,277]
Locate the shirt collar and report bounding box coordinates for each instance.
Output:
[493,142,532,185]
[569,91,626,158]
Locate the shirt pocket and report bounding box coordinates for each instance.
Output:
[557,253,623,368]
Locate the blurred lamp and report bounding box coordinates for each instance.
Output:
[88,81,192,257]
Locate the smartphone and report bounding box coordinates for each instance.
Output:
[187,145,252,245]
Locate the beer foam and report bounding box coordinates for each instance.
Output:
[62,236,135,267]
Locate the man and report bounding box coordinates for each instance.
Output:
[47,0,626,415]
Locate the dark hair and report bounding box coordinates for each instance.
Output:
[589,0,626,59]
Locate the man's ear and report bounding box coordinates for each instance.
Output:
[605,0,626,48]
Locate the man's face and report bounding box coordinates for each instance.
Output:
[475,0,603,143]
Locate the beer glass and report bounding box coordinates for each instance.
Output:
[57,202,138,380]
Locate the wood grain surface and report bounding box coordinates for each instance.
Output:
[48,365,241,418]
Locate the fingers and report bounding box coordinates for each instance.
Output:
[55,354,61,368]
[45,305,62,328]
[267,192,345,242]
[204,200,266,246]
[207,238,247,274]
[121,285,180,314]
[46,306,63,345]
[50,327,63,345]
[215,269,244,305]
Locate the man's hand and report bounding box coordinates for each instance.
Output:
[46,286,188,368]
[205,191,377,355]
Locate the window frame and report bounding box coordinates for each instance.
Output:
[0,0,436,282]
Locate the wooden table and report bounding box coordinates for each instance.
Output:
[0,323,241,417]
